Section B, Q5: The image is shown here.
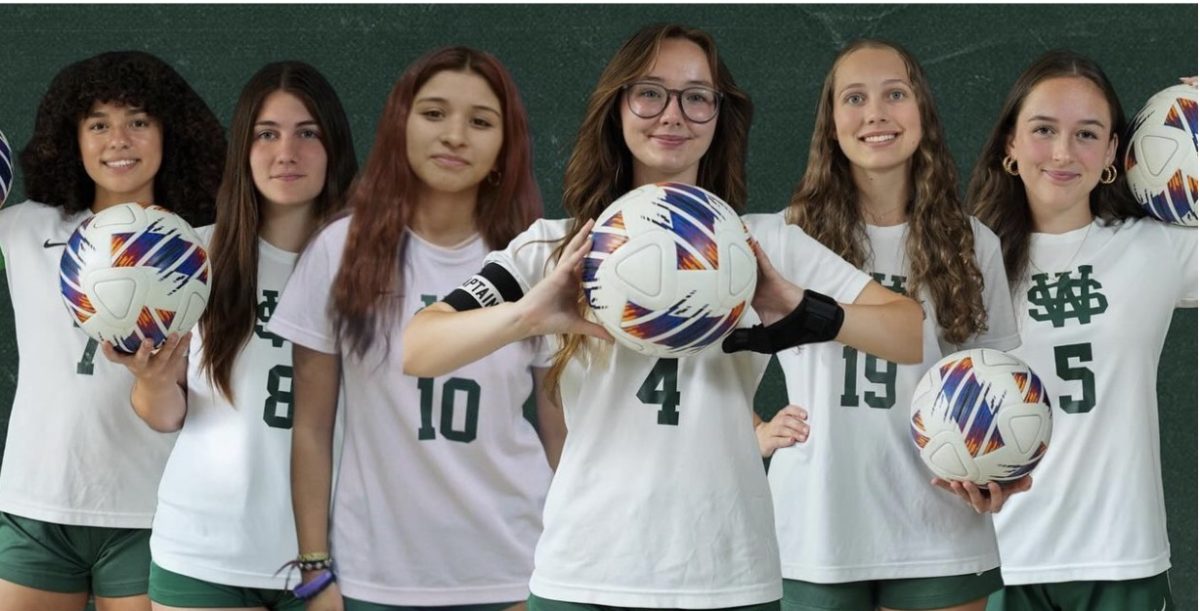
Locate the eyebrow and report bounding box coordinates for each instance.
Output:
[415,97,501,115]
[837,79,911,95]
[1026,114,1107,127]
[85,107,149,119]
[254,119,320,127]
[638,75,715,88]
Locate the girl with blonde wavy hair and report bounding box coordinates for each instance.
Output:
[758,39,1024,611]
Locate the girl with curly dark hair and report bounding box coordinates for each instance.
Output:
[0,50,224,610]
[758,39,1023,611]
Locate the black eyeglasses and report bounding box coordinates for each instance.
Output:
[622,81,722,123]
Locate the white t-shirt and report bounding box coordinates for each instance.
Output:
[151,227,302,589]
[0,200,175,528]
[993,217,1197,584]
[268,216,552,606]
[770,217,1020,583]
[473,215,869,608]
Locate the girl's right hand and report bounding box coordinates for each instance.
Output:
[518,219,612,342]
[301,580,343,611]
[101,332,189,386]
[756,404,810,457]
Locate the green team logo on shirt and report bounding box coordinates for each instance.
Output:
[840,272,905,409]
[1027,265,1108,327]
[255,290,286,348]
[414,292,482,441]
[1027,266,1108,415]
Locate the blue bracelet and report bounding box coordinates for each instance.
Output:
[292,569,335,600]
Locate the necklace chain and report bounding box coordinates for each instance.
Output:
[1030,222,1092,275]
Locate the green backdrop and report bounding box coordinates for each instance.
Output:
[0,4,1195,607]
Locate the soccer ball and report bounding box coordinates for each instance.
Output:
[910,349,1052,485]
[581,182,756,358]
[0,129,12,207]
[1124,84,1197,226]
[59,202,210,353]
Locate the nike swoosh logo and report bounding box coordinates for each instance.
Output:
[43,239,66,248]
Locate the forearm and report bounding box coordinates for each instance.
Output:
[837,297,924,364]
[291,346,340,560]
[130,377,186,432]
[403,302,532,377]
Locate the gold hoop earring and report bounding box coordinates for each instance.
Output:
[1100,165,1117,185]
[1002,155,1020,176]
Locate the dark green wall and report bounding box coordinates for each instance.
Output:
[0,4,1195,606]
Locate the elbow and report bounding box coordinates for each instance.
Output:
[141,412,184,434]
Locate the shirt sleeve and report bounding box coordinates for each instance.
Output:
[446,218,568,309]
[1162,222,1198,308]
[267,219,344,354]
[743,213,872,305]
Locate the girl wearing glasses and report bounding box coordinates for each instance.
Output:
[404,23,923,610]
[0,51,224,611]
[267,47,555,610]
[971,53,1195,611]
[757,39,1023,611]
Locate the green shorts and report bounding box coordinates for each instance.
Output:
[0,511,150,597]
[528,592,780,611]
[344,598,523,611]
[148,561,304,609]
[782,569,1003,611]
[986,572,1173,611]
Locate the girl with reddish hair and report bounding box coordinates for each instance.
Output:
[268,46,556,610]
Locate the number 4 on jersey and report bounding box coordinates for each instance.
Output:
[637,358,681,426]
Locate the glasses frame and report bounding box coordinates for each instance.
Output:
[621,81,723,124]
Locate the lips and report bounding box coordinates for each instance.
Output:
[1043,169,1080,182]
[651,134,689,147]
[102,159,139,169]
[432,154,469,168]
[859,132,898,144]
[272,174,307,182]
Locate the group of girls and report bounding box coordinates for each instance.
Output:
[0,20,1191,611]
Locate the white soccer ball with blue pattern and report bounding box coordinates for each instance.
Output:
[582,182,757,358]
[59,202,210,353]
[910,348,1053,485]
[0,128,13,207]
[1125,84,1198,226]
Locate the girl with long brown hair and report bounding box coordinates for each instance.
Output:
[758,39,1024,611]
[0,51,223,611]
[105,61,356,609]
[404,24,923,610]
[267,47,555,610]
[970,52,1195,611]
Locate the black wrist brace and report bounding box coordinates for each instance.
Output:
[721,290,844,354]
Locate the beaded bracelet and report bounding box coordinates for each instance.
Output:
[292,568,336,600]
[298,557,333,571]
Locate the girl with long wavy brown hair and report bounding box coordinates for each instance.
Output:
[105,60,357,609]
[0,51,224,611]
[404,24,923,610]
[267,47,556,610]
[759,39,1024,611]
[970,52,1195,611]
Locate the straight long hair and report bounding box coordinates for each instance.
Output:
[332,46,541,357]
[200,62,357,401]
[786,39,986,344]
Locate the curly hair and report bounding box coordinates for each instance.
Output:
[19,50,226,226]
[546,23,754,392]
[968,49,1142,288]
[786,39,987,345]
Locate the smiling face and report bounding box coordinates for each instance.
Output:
[405,69,504,198]
[77,101,163,209]
[830,46,922,176]
[620,37,718,186]
[249,90,329,212]
[1006,76,1117,229]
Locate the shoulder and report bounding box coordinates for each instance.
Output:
[194,224,215,248]
[968,216,1003,256]
[0,200,73,245]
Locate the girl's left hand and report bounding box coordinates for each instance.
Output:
[931,475,1032,513]
[747,239,804,326]
[1180,76,1197,87]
